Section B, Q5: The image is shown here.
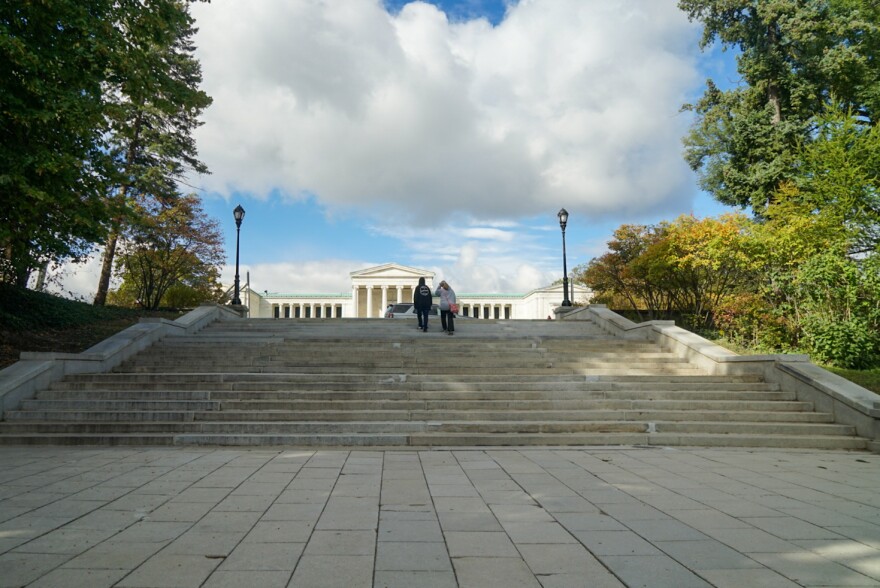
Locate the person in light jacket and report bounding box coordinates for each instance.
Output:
[412,276,433,332]
[435,280,456,335]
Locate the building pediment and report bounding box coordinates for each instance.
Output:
[350,263,434,282]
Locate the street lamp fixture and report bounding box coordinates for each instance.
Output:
[557,208,571,307]
[232,204,245,306]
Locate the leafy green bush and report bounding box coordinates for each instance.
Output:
[800,315,879,369]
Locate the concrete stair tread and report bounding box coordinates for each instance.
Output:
[2,412,837,424]
[0,432,865,450]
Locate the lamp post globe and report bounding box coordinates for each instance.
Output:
[557,208,572,307]
[232,205,245,306]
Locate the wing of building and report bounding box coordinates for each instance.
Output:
[242,263,592,319]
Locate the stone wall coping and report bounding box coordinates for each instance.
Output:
[778,361,880,416]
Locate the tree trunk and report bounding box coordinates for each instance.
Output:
[93,231,119,306]
[34,262,48,291]
[94,109,144,306]
[767,23,783,124]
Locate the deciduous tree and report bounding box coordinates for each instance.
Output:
[0,0,116,285]
[114,194,223,310]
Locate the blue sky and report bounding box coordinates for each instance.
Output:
[55,0,741,299]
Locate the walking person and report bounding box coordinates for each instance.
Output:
[435,280,457,335]
[413,276,433,332]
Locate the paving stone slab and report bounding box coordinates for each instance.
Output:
[375,541,453,571]
[303,530,376,555]
[288,554,373,588]
[378,518,444,542]
[445,531,519,557]
[373,570,458,588]
[201,570,290,588]
[26,568,130,588]
[217,541,304,571]
[0,552,70,587]
[600,554,714,588]
[116,553,223,588]
[453,556,542,588]
[749,551,880,586]
[62,541,166,570]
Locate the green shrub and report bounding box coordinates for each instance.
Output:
[800,315,879,369]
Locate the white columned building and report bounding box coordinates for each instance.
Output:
[243,262,591,319]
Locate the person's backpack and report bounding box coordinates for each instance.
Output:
[419,285,431,297]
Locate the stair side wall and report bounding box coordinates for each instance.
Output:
[563,304,880,450]
[0,304,243,418]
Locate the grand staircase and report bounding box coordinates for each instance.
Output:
[0,318,867,449]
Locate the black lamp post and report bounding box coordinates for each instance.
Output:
[232,205,245,305]
[558,208,572,307]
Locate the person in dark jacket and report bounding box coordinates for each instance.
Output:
[413,276,433,332]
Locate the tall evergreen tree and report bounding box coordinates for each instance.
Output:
[94,0,211,305]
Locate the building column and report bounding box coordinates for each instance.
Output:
[352,285,359,318]
[396,285,403,304]
[366,286,373,318]
[381,285,388,313]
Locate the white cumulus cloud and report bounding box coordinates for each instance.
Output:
[190,0,701,226]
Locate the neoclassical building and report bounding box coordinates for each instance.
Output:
[243,263,592,320]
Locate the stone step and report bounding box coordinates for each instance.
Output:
[0,420,852,436]
[0,432,865,450]
[34,389,795,402]
[155,340,656,351]
[46,380,781,393]
[3,409,833,424]
[123,356,693,367]
[407,432,868,450]
[141,339,658,350]
[116,366,708,376]
[20,399,222,411]
[20,398,813,412]
[53,372,765,385]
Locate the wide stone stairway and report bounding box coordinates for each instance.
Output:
[0,318,867,449]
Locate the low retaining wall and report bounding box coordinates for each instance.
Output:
[0,304,243,419]
[561,304,880,451]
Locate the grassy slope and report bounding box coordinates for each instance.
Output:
[0,284,181,369]
[825,367,880,395]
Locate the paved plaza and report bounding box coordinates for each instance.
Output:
[0,446,879,587]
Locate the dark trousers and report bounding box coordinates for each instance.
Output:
[417,308,430,330]
[440,310,455,332]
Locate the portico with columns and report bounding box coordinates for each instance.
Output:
[350,263,435,318]
[243,262,591,319]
